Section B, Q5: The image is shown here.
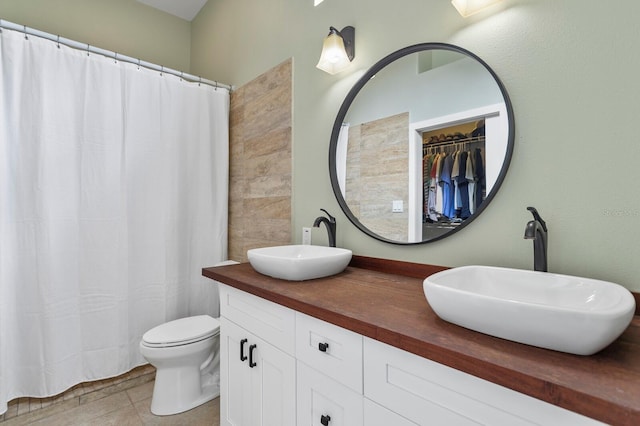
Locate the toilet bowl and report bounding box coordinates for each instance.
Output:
[140,315,221,416]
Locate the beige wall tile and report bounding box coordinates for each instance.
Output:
[244,127,291,160]
[244,197,291,220]
[228,59,292,262]
[346,112,409,241]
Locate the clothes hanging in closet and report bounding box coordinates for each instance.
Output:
[422,146,485,223]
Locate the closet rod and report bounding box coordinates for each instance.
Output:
[424,136,485,149]
[0,19,233,92]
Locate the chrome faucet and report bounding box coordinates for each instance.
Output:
[313,209,337,247]
[524,206,548,272]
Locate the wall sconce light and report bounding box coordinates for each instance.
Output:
[316,26,355,75]
[451,0,502,17]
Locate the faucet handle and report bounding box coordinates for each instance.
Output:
[526,206,547,232]
[320,208,336,222]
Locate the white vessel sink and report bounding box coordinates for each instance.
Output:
[423,265,636,355]
[247,245,352,281]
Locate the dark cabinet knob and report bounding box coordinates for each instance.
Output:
[318,342,329,352]
[320,414,331,425]
[240,338,248,362]
[249,344,257,368]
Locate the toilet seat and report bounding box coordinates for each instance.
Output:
[142,315,220,348]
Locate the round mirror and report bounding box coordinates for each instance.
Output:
[329,43,514,244]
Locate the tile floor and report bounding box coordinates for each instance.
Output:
[0,365,220,425]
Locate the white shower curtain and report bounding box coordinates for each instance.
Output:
[0,28,229,413]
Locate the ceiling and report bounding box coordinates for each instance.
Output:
[136,0,208,21]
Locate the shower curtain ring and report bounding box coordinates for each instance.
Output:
[86,44,90,56]
[180,71,183,81]
[114,52,118,63]
[160,66,164,76]
[137,59,141,70]
[23,25,28,40]
[57,35,60,49]
[199,76,202,86]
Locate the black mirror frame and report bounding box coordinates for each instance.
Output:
[328,42,515,245]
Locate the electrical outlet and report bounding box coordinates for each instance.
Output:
[302,227,312,245]
[392,200,404,213]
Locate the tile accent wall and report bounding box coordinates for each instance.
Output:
[346,112,409,242]
[229,59,292,262]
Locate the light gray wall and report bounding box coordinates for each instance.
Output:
[2,0,639,293]
[345,55,503,126]
[0,0,191,71]
[191,0,640,292]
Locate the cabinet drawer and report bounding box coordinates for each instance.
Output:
[364,338,604,425]
[297,361,363,426]
[295,312,363,393]
[363,399,417,426]
[219,284,295,355]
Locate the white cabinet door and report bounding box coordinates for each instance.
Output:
[221,317,256,426]
[297,361,363,426]
[221,317,296,426]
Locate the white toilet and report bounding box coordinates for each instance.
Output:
[139,314,221,416]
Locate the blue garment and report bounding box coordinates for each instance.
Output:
[455,151,471,219]
[439,154,455,219]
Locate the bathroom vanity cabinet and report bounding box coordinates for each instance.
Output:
[205,257,640,425]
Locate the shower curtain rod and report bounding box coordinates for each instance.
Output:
[0,19,233,91]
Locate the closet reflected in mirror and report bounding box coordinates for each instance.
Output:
[421,119,486,241]
[329,43,514,244]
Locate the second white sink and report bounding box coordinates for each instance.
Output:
[423,265,635,355]
[247,245,352,281]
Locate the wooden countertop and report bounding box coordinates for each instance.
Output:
[202,256,640,425]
